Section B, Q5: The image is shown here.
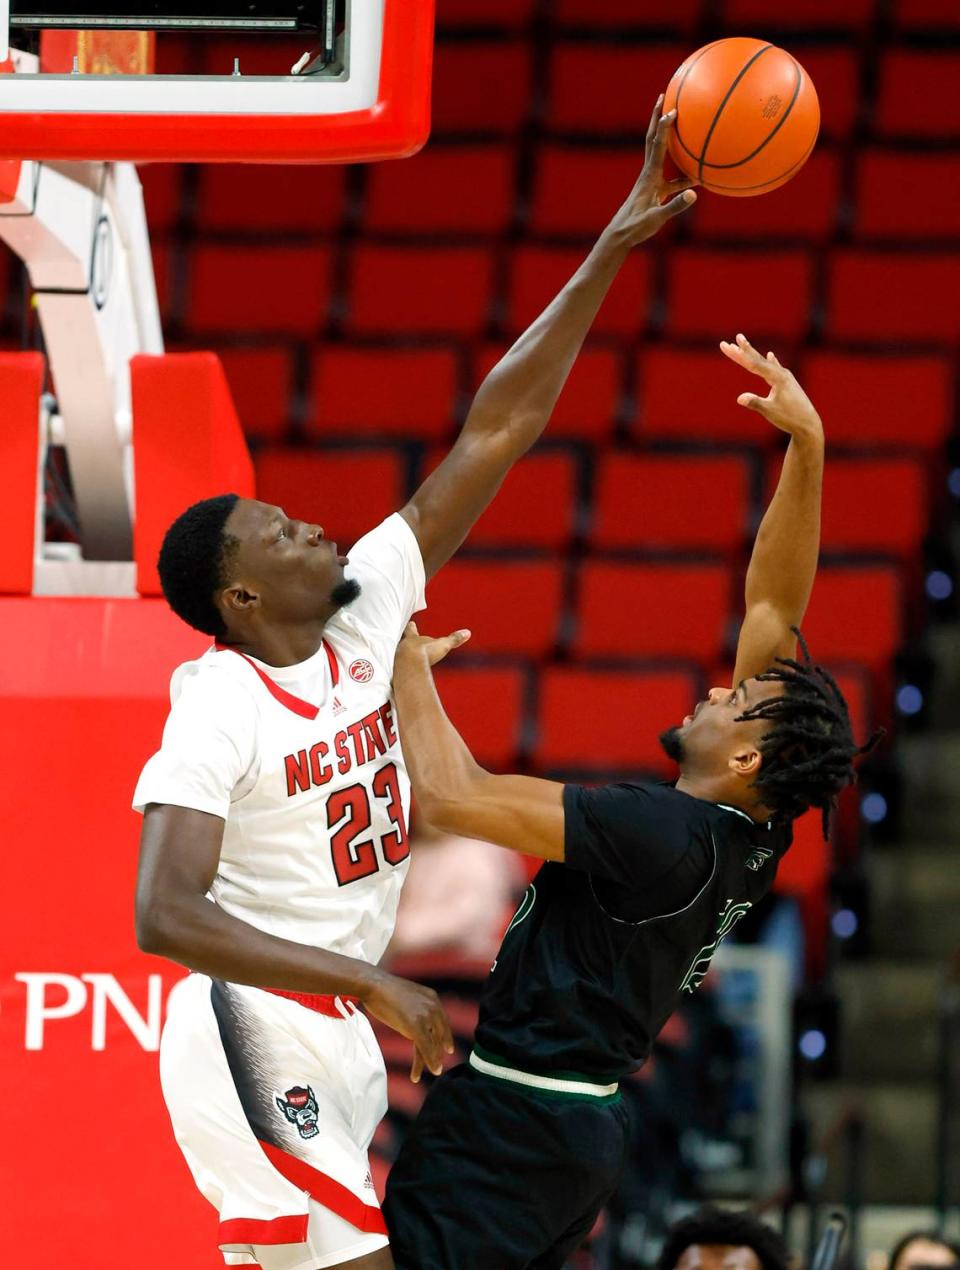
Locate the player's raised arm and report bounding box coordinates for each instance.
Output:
[391,624,566,859]
[400,97,696,581]
[721,333,825,683]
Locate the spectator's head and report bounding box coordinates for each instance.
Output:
[657,1206,791,1270]
[889,1232,960,1270]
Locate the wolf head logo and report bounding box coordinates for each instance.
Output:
[276,1085,320,1140]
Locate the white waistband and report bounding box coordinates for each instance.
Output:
[468,1049,619,1098]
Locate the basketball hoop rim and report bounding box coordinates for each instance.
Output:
[0,0,434,163]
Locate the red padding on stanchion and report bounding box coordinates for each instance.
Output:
[132,352,255,597]
[0,352,44,594]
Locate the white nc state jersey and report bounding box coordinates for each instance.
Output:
[133,514,426,965]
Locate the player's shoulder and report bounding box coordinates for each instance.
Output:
[344,511,420,572]
[168,647,260,719]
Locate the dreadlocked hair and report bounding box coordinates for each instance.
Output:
[736,627,882,837]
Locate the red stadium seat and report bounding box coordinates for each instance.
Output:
[346,245,493,336]
[802,567,902,670]
[875,53,960,138]
[765,456,928,557]
[428,449,579,548]
[637,347,786,447]
[139,163,183,234]
[666,249,814,340]
[364,145,515,235]
[432,41,532,134]
[575,562,732,661]
[432,665,526,767]
[893,0,960,27]
[194,165,346,233]
[554,0,702,28]
[215,345,294,442]
[690,149,840,242]
[592,454,752,554]
[253,448,404,550]
[545,44,688,135]
[823,459,929,557]
[800,352,952,451]
[425,561,564,656]
[506,246,652,338]
[436,0,536,27]
[528,147,645,236]
[855,151,960,240]
[536,667,698,774]
[794,47,859,141]
[185,244,332,335]
[473,342,622,442]
[723,0,875,28]
[826,251,960,342]
[308,347,457,441]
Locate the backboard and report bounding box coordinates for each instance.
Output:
[0,0,433,163]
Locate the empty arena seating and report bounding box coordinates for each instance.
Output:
[185,244,332,335]
[432,664,526,767]
[345,244,493,336]
[574,562,732,661]
[799,352,952,451]
[545,44,689,135]
[364,145,515,235]
[308,347,458,440]
[591,453,751,553]
[426,560,565,656]
[535,667,699,774]
[666,249,814,340]
[215,345,294,442]
[826,251,960,342]
[446,449,579,549]
[875,52,960,138]
[856,152,960,240]
[432,41,532,135]
[195,164,347,234]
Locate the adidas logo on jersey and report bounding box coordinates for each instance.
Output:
[332,695,346,716]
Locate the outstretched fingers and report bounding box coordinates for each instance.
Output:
[644,93,665,155]
[719,333,784,382]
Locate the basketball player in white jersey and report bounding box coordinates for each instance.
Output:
[133,99,695,1270]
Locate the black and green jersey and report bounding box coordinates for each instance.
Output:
[475,781,793,1083]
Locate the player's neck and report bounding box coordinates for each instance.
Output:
[223,620,329,668]
[674,773,771,824]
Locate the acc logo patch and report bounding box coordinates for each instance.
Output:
[276,1085,320,1139]
[349,659,375,683]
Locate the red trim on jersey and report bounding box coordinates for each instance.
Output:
[214,641,342,718]
[257,1140,387,1235]
[218,1213,308,1246]
[324,639,340,688]
[262,987,360,1017]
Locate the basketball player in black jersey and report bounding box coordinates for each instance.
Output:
[383,336,877,1270]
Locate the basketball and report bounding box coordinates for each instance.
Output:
[663,37,820,198]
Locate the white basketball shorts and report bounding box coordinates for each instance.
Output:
[160,973,390,1269]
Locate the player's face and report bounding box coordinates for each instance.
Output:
[222,498,355,623]
[661,678,779,776]
[674,1245,763,1270]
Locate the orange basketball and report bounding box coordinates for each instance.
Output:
[663,37,820,198]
